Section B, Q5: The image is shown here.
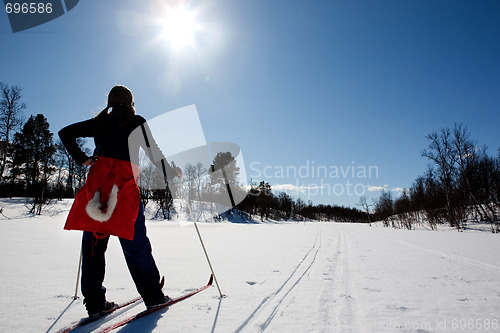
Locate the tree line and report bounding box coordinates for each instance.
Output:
[7,82,495,228]
[236,181,369,222]
[373,124,500,232]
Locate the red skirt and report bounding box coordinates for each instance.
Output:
[64,157,140,240]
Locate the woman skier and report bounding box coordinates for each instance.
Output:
[59,85,181,318]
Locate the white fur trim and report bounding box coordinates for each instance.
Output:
[85,184,119,222]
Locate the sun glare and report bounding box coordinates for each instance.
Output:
[160,7,200,50]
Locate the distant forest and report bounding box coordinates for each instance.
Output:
[371,123,500,233]
[1,82,498,230]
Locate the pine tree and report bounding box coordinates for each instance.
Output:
[13,114,55,214]
[210,151,245,211]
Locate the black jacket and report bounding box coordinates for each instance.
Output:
[58,111,177,179]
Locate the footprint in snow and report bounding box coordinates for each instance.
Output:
[387,305,409,312]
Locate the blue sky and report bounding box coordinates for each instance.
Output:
[1,0,499,207]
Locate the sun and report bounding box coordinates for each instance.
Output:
[160,7,200,50]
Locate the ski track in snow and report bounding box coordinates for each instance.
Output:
[320,230,355,333]
[235,229,322,333]
[235,227,359,333]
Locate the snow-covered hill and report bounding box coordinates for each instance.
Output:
[0,198,499,332]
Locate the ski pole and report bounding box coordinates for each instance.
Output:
[184,199,224,298]
[179,174,224,298]
[73,248,83,300]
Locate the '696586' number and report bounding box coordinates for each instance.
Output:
[5,2,53,14]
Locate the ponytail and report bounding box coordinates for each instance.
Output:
[93,105,111,133]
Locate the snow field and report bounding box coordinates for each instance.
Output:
[0,199,499,332]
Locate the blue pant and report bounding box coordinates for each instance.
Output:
[81,203,163,308]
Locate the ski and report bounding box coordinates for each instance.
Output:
[56,296,142,333]
[57,277,165,333]
[96,274,214,333]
